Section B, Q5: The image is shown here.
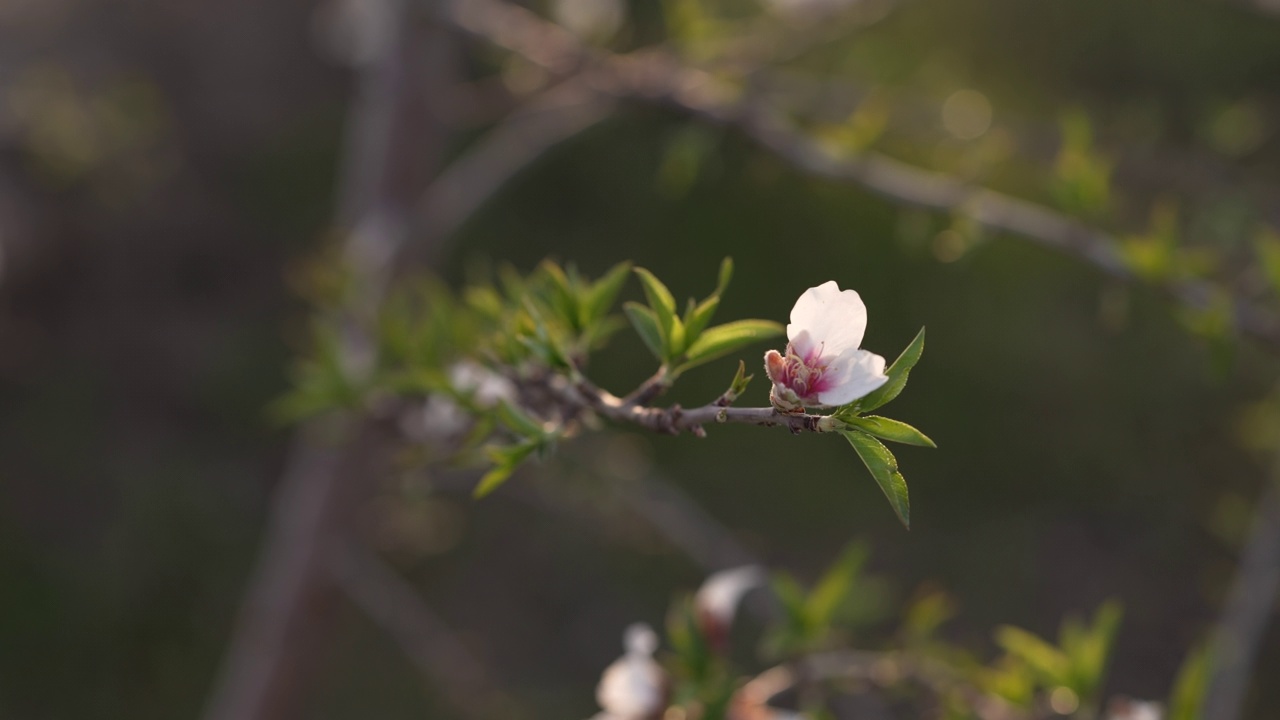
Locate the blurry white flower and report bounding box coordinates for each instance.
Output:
[696,566,764,628]
[764,281,888,411]
[413,362,517,438]
[448,361,516,408]
[552,0,626,43]
[419,394,469,437]
[593,624,666,720]
[1107,698,1163,720]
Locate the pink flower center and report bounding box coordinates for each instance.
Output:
[775,342,837,400]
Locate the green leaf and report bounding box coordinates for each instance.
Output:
[678,319,784,372]
[842,430,910,528]
[474,441,538,498]
[843,416,936,447]
[581,260,632,326]
[728,359,753,398]
[624,301,665,360]
[805,542,869,629]
[772,573,811,633]
[634,267,678,334]
[1065,600,1123,701]
[495,400,545,438]
[682,294,720,346]
[1168,642,1212,720]
[903,591,956,643]
[995,625,1071,686]
[854,327,925,413]
[538,259,577,323]
[716,256,734,297]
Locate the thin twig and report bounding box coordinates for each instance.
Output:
[566,373,839,435]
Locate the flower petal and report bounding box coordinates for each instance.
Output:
[596,624,665,717]
[787,281,867,358]
[816,348,888,406]
[694,566,764,627]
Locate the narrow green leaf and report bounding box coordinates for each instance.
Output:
[473,464,515,499]
[805,542,868,628]
[495,400,545,438]
[995,625,1071,686]
[582,261,632,326]
[844,416,936,447]
[1168,642,1212,720]
[1067,600,1123,701]
[729,359,753,397]
[682,294,720,346]
[716,256,734,297]
[667,316,687,359]
[634,267,678,333]
[842,430,910,528]
[678,319,784,372]
[473,441,538,498]
[772,573,810,629]
[855,327,925,413]
[624,301,665,360]
[538,261,581,331]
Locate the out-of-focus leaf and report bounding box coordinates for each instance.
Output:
[495,400,545,438]
[716,256,733,297]
[805,542,869,629]
[842,430,910,528]
[1168,642,1212,720]
[582,260,632,326]
[904,591,956,643]
[474,440,538,498]
[625,301,665,360]
[1065,600,1123,702]
[995,626,1070,687]
[635,267,677,322]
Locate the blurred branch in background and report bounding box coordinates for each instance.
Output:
[412,76,614,258]
[328,539,516,718]
[442,0,1280,354]
[206,2,626,717]
[201,0,449,717]
[1204,440,1280,720]
[206,0,1280,716]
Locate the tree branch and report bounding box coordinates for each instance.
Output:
[563,373,840,435]
[1203,440,1280,720]
[328,539,514,718]
[442,0,1280,355]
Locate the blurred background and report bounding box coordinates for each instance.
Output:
[3,0,1280,717]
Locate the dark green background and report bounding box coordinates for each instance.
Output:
[1,0,1277,717]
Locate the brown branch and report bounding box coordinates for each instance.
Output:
[565,373,839,435]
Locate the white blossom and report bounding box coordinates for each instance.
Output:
[593,624,666,720]
[764,281,888,411]
[695,565,765,630]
